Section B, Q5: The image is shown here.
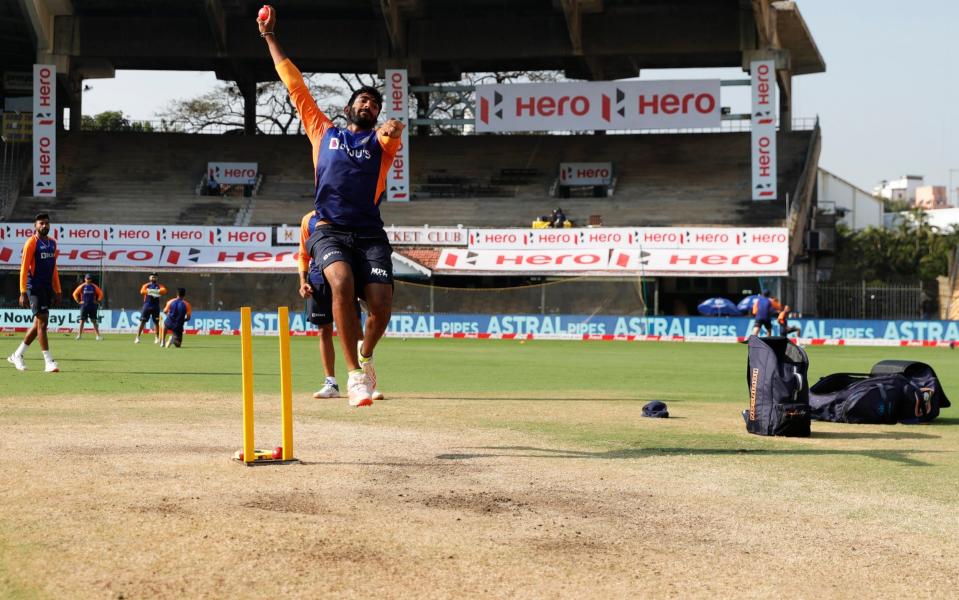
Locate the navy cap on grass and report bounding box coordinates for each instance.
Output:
[642,401,669,418]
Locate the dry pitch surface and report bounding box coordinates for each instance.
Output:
[2,391,958,599]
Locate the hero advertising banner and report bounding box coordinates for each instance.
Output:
[384,69,410,202]
[751,60,777,200]
[475,80,721,132]
[32,64,56,197]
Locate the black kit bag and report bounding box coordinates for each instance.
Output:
[810,360,950,424]
[743,336,811,437]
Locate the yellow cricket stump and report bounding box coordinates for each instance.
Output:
[234,306,299,466]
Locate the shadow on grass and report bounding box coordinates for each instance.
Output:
[810,431,940,440]
[438,445,946,466]
[930,418,959,426]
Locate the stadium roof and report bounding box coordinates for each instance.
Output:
[3,0,825,85]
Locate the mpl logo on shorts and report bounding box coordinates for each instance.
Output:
[370,267,388,278]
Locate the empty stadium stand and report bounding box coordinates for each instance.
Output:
[7,128,816,230]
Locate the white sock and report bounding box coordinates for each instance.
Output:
[325,376,337,385]
[14,342,29,357]
[42,350,53,363]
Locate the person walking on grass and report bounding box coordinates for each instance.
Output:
[7,213,61,372]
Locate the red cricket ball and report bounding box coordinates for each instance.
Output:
[272,446,284,460]
[258,6,270,22]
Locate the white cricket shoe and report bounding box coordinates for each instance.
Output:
[75,335,81,340]
[7,354,26,371]
[372,390,385,401]
[154,337,161,344]
[44,360,59,373]
[357,340,377,391]
[313,382,340,399]
[134,337,141,344]
[347,372,372,407]
[96,336,103,341]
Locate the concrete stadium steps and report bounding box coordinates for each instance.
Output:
[12,132,312,225]
[8,130,811,227]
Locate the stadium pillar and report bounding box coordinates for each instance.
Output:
[238,80,256,135]
[779,74,792,132]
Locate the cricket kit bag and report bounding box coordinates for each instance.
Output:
[810,360,950,425]
[743,336,811,437]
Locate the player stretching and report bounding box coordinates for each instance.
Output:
[72,273,104,341]
[160,288,191,348]
[259,5,404,407]
[7,213,61,372]
[298,211,384,401]
[135,273,167,344]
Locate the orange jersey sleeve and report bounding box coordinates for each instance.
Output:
[184,300,192,320]
[94,284,104,301]
[19,236,36,293]
[163,298,175,314]
[72,284,85,303]
[51,266,61,295]
[298,211,314,273]
[140,283,149,299]
[275,59,333,170]
[158,284,168,296]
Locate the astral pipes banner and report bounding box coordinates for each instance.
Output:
[6,311,954,345]
[384,68,410,201]
[32,64,56,197]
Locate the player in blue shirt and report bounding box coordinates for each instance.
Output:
[161,289,192,349]
[7,213,61,372]
[72,273,104,341]
[259,5,404,407]
[135,273,167,344]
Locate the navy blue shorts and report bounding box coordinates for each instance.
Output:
[79,306,98,322]
[306,282,361,327]
[27,287,53,317]
[307,225,393,293]
[140,305,160,325]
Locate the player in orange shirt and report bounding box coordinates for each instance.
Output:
[7,213,61,372]
[72,273,104,341]
[135,273,168,344]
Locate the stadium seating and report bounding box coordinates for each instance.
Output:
[8,130,814,229]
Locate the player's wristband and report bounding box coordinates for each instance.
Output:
[260,31,275,38]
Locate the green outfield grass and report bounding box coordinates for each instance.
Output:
[2,333,958,597]
[2,332,957,401]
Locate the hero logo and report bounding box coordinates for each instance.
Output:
[601,88,626,122]
[215,228,268,244]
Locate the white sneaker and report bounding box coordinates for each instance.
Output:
[96,336,102,341]
[154,337,161,345]
[7,354,26,371]
[134,337,141,344]
[313,382,340,399]
[347,372,372,407]
[44,360,59,373]
[75,335,81,340]
[372,390,385,401]
[357,340,377,391]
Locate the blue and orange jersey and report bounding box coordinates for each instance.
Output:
[72,282,103,308]
[276,59,400,230]
[298,211,324,288]
[163,297,192,330]
[140,281,168,309]
[19,235,60,294]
